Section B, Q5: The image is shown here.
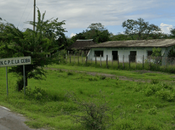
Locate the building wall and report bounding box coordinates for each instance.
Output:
[87,47,172,65]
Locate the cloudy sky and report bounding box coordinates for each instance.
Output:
[1,0,175,37]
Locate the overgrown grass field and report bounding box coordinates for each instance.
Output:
[1,65,175,130]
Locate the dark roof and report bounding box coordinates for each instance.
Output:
[68,39,96,50]
[88,39,175,48]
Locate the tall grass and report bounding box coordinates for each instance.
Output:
[1,64,175,129]
[57,55,175,73]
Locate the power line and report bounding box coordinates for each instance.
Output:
[17,0,30,29]
[21,5,33,31]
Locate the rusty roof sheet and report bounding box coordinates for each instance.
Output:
[68,39,96,50]
[88,39,175,48]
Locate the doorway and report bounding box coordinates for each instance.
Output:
[130,51,136,62]
[112,51,118,60]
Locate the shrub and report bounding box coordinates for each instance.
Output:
[156,89,175,102]
[16,76,24,91]
[89,77,98,81]
[145,88,154,96]
[150,79,159,84]
[148,106,157,115]
[68,92,112,130]
[25,86,47,101]
[67,72,73,75]
[99,76,106,80]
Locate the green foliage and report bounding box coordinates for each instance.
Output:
[150,79,159,84]
[122,18,161,40]
[70,23,110,43]
[0,9,66,90]
[25,86,47,101]
[99,76,106,80]
[69,92,112,130]
[152,48,162,57]
[67,72,73,75]
[156,89,175,102]
[168,47,175,57]
[1,66,175,129]
[170,28,175,38]
[88,77,98,81]
[148,106,157,115]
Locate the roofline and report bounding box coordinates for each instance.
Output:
[76,39,93,41]
[88,46,172,48]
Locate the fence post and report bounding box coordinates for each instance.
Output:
[135,55,137,69]
[74,54,75,64]
[118,55,119,68]
[165,57,167,70]
[100,55,102,67]
[123,55,124,69]
[149,56,151,69]
[142,55,144,69]
[112,55,113,67]
[82,54,83,64]
[95,55,97,65]
[106,55,108,68]
[78,55,79,64]
[129,55,130,69]
[86,56,88,65]
[91,58,92,64]
[70,55,71,63]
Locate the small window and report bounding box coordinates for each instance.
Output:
[94,51,103,57]
[147,51,153,56]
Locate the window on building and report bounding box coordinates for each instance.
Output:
[94,50,103,57]
[147,51,153,56]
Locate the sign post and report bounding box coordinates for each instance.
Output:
[0,56,31,95]
[6,67,8,96]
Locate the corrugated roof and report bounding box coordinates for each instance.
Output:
[76,39,93,41]
[68,39,96,50]
[88,39,175,48]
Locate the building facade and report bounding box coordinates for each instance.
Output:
[87,39,175,65]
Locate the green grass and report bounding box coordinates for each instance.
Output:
[47,64,175,81]
[1,65,175,129]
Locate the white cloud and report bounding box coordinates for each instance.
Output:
[0,0,174,35]
[70,33,76,38]
[160,23,173,34]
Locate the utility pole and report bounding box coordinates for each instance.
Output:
[33,0,36,31]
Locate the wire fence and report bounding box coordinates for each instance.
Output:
[52,54,175,73]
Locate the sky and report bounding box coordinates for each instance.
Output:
[0,0,175,38]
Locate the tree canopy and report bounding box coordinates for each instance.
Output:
[70,23,110,43]
[0,9,66,91]
[122,18,161,40]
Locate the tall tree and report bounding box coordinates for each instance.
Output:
[0,9,66,91]
[170,28,175,38]
[87,23,105,31]
[122,18,161,40]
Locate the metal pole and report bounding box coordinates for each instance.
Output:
[6,67,8,96]
[23,65,26,95]
[33,0,36,31]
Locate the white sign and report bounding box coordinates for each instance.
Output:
[0,56,31,67]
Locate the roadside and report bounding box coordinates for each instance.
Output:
[0,106,46,130]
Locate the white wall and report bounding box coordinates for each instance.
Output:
[87,47,171,65]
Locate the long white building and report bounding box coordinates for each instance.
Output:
[87,39,175,65]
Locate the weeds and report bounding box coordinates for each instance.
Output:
[148,106,157,115]
[150,79,159,84]
[67,72,73,75]
[67,92,112,130]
